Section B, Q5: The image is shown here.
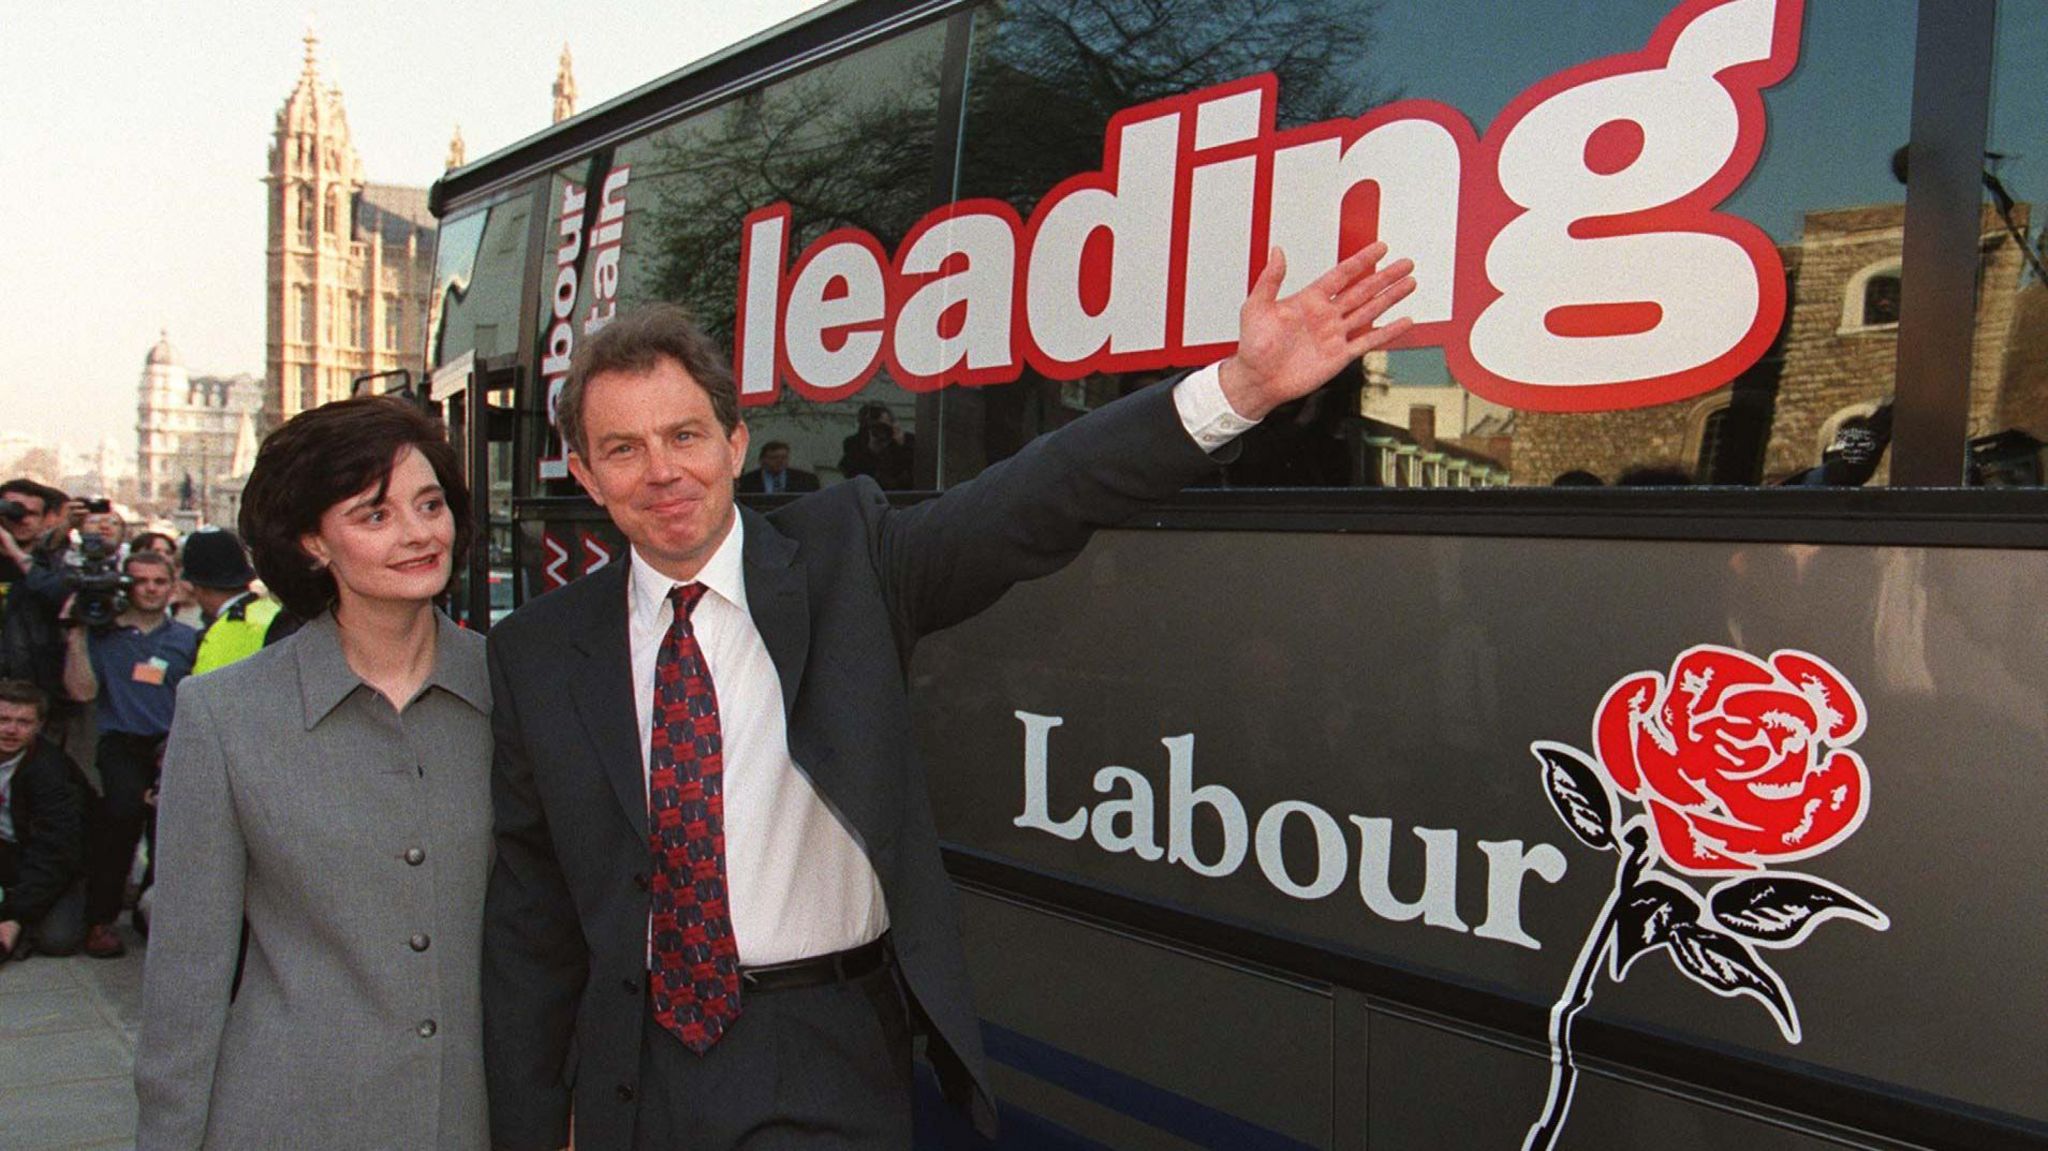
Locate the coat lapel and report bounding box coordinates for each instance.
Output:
[739,506,808,722]
[565,563,648,841]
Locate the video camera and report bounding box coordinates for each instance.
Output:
[63,530,130,629]
[0,499,29,525]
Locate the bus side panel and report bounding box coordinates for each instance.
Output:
[912,529,2048,1145]
[955,892,1334,1150]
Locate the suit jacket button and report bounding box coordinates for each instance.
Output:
[409,933,431,952]
[417,1019,437,1038]
[404,847,426,866]
[622,977,639,994]
[616,1084,635,1103]
[633,872,649,890]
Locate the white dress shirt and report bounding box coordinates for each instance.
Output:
[627,365,1249,964]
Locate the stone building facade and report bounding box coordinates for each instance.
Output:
[135,332,263,522]
[265,33,435,426]
[1513,201,2042,486]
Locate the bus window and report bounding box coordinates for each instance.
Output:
[525,20,954,498]
[937,0,1923,490]
[431,188,535,370]
[1975,0,2048,487]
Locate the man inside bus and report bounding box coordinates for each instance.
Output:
[736,441,820,495]
[483,242,1416,1151]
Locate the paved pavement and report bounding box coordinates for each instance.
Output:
[0,924,145,1151]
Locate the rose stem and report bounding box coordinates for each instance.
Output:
[1523,826,1649,1151]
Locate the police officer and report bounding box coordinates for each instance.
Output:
[180,529,287,676]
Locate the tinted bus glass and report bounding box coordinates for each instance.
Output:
[431,188,535,369]
[526,20,952,499]
[939,0,1919,489]
[1976,0,2048,486]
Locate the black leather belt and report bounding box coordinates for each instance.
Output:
[739,934,890,993]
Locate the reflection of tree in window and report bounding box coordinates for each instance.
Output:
[958,0,1390,482]
[958,0,1390,210]
[636,24,951,460]
[639,32,947,353]
[1862,271,1901,326]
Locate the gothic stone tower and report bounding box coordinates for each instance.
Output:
[265,32,435,427]
[553,43,578,123]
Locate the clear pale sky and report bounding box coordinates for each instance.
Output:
[0,0,831,453]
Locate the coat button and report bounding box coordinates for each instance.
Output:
[616,1084,635,1103]
[409,933,431,952]
[632,872,649,890]
[621,976,639,995]
[404,847,426,866]
[417,1019,437,1038]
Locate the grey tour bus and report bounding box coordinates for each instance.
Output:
[420,1,2046,1146]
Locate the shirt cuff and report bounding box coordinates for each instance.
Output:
[1172,363,1259,453]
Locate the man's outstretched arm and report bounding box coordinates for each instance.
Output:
[875,242,1417,638]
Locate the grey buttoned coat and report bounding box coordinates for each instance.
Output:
[134,611,492,1150]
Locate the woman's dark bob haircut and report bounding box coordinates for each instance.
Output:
[238,395,473,620]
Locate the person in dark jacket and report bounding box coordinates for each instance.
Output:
[0,678,92,959]
[736,441,822,495]
[837,404,918,490]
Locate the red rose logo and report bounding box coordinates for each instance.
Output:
[1591,645,1868,874]
[1526,642,1887,1151]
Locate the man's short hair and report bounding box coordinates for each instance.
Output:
[239,395,474,620]
[559,303,740,457]
[0,678,50,720]
[123,550,175,579]
[0,478,63,511]
[759,441,791,456]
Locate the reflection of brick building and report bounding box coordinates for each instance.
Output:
[265,33,435,425]
[1514,202,2037,485]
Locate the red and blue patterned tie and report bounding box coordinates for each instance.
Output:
[647,583,741,1052]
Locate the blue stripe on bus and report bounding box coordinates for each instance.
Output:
[914,1065,1114,1151]
[977,1022,1321,1151]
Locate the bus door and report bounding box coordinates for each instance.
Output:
[432,350,521,629]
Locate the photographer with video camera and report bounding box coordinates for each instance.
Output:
[60,548,197,958]
[0,479,67,605]
[1,483,82,751]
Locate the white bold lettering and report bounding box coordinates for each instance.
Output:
[1026,111,1180,366]
[1180,86,1266,348]
[1469,0,1783,391]
[1267,117,1460,324]
[1014,711,1086,840]
[1473,839,1568,950]
[1350,817,1470,933]
[893,212,1017,381]
[785,238,887,396]
[1165,733,1247,878]
[1090,766,1164,861]
[593,166,630,247]
[1255,800,1347,900]
[736,208,788,402]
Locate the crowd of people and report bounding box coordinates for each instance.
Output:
[0,478,292,964]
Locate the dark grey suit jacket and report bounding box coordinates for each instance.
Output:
[482,378,1220,1151]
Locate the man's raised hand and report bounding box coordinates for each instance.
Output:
[1218,243,1417,422]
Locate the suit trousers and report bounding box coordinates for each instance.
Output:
[631,962,915,1150]
[87,730,162,925]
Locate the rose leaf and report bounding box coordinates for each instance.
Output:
[1665,921,1802,1044]
[1608,874,1700,982]
[1532,741,1617,851]
[1707,873,1890,949]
